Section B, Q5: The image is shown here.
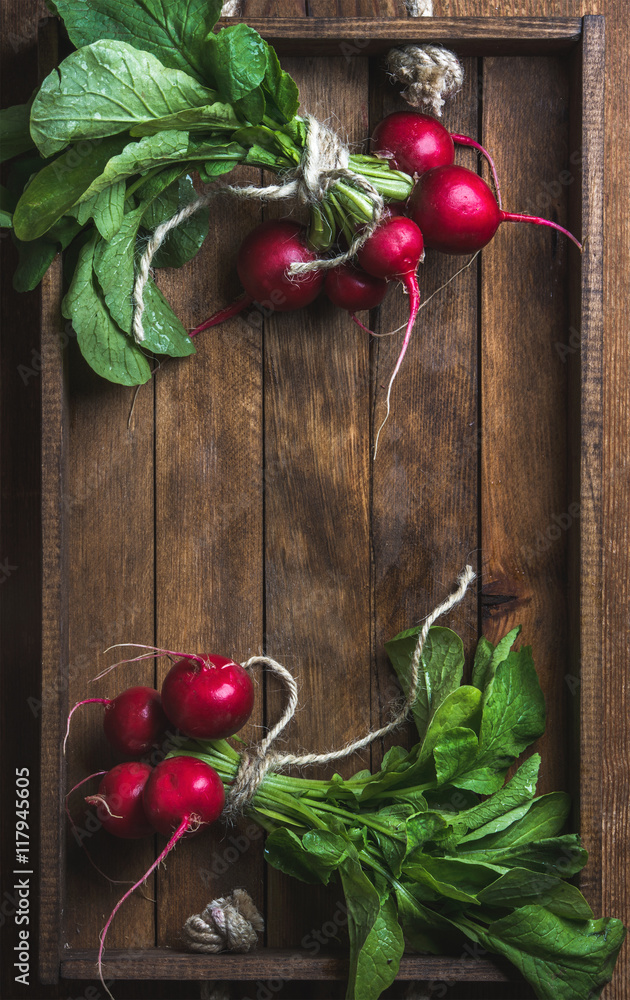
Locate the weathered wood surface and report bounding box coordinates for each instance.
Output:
[0,2,628,1000]
[60,947,519,981]
[222,16,583,52]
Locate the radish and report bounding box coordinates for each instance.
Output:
[84,762,153,839]
[191,220,324,336]
[373,111,502,206]
[356,215,424,454]
[409,164,582,255]
[324,263,388,313]
[142,755,225,837]
[96,755,224,999]
[161,654,255,740]
[64,686,168,757]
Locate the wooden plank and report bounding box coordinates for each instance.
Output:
[308,0,406,17]
[567,14,605,915]
[36,18,66,986]
[480,54,573,800]
[60,948,519,981]
[153,180,265,945]
[263,51,372,949]
[62,334,157,948]
[220,17,583,54]
[39,259,67,985]
[370,57,480,764]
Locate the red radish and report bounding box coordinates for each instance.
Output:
[97,756,224,999]
[190,292,253,336]
[324,263,388,313]
[409,164,582,255]
[191,220,324,336]
[64,686,168,757]
[142,755,225,836]
[85,762,153,839]
[356,215,424,454]
[161,654,255,740]
[373,111,502,206]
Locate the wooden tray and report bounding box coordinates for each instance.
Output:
[39,15,604,996]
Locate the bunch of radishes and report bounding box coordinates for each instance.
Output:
[65,649,256,992]
[67,651,255,841]
[192,110,580,450]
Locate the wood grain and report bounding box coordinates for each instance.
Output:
[370,56,480,768]
[567,13,605,916]
[60,947,519,981]
[154,179,265,945]
[221,16,583,53]
[0,4,627,999]
[263,51,373,949]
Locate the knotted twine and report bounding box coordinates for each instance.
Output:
[223,564,474,821]
[386,45,464,117]
[181,566,474,955]
[184,888,264,953]
[132,115,384,344]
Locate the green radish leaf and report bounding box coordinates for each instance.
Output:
[48,0,223,84]
[385,625,466,740]
[477,867,594,920]
[457,791,571,854]
[141,175,208,269]
[458,754,541,833]
[0,185,16,227]
[1,101,36,163]
[472,834,588,877]
[244,144,291,171]
[62,234,152,386]
[263,46,300,123]
[432,727,479,785]
[353,893,404,1000]
[69,182,125,240]
[77,132,190,201]
[13,133,129,241]
[197,159,242,182]
[339,854,381,999]
[264,828,345,885]
[405,811,451,855]
[129,101,240,137]
[234,88,266,126]
[13,237,57,291]
[454,647,546,792]
[93,203,194,358]
[394,883,462,954]
[471,636,494,690]
[474,906,626,1000]
[204,24,268,104]
[31,41,215,157]
[402,854,501,905]
[13,215,81,292]
[419,686,483,766]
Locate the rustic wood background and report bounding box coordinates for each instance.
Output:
[1,2,627,999]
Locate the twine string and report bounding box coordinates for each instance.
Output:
[223,565,474,819]
[386,45,464,116]
[132,115,383,344]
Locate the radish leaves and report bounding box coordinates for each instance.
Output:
[46,0,224,84]
[174,625,626,1000]
[30,41,216,156]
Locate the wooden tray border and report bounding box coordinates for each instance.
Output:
[38,15,605,987]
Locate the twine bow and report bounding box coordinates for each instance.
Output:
[132,115,383,345]
[223,565,475,820]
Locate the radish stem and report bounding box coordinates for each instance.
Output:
[64,699,111,753]
[451,134,503,208]
[190,294,253,337]
[373,272,421,460]
[500,211,583,250]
